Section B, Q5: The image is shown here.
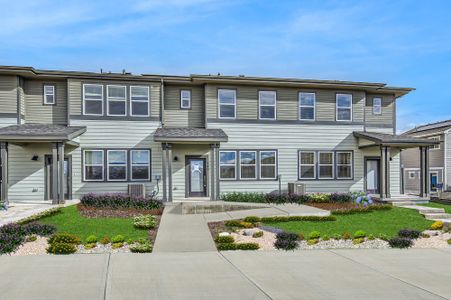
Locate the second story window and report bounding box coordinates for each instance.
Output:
[259,91,276,120]
[130,86,150,117]
[299,92,315,120]
[43,85,56,105]
[83,84,103,116]
[429,136,441,150]
[373,97,382,115]
[218,89,236,119]
[180,90,191,109]
[336,94,352,121]
[107,85,126,116]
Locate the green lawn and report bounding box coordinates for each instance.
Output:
[263,207,433,238]
[422,202,451,214]
[39,205,148,241]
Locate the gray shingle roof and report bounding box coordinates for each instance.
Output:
[403,119,451,135]
[154,127,228,142]
[354,131,439,146]
[0,124,86,141]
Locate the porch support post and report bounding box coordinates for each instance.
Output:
[380,146,386,200]
[425,146,430,197]
[215,144,220,200]
[380,146,391,199]
[167,143,173,202]
[210,144,215,201]
[161,143,167,202]
[57,142,65,204]
[0,142,9,207]
[51,143,59,205]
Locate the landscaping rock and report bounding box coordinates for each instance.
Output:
[422,230,440,236]
[218,232,230,237]
[243,229,259,236]
[11,237,49,256]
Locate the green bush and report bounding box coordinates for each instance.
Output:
[126,238,134,245]
[353,238,364,244]
[130,242,152,253]
[342,232,351,240]
[421,233,430,238]
[367,234,375,240]
[430,221,444,230]
[111,235,125,243]
[332,233,342,240]
[322,234,330,241]
[252,231,264,238]
[332,205,392,215]
[307,239,318,245]
[215,235,234,244]
[224,220,254,228]
[377,233,389,241]
[217,243,237,251]
[47,242,77,254]
[308,231,321,240]
[398,229,421,239]
[261,215,336,223]
[274,232,299,250]
[309,193,331,203]
[48,232,81,245]
[235,243,259,250]
[85,235,97,244]
[133,215,156,229]
[17,207,62,225]
[100,236,110,245]
[84,243,96,249]
[354,230,366,239]
[388,237,413,249]
[244,216,261,223]
[298,233,305,241]
[112,242,123,249]
[26,235,37,242]
[447,239,451,245]
[221,192,266,203]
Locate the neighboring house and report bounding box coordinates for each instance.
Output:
[401,120,451,194]
[0,66,438,205]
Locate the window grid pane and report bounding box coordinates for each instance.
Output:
[83,84,103,115]
[299,151,316,179]
[44,85,55,104]
[131,86,149,117]
[219,151,236,179]
[107,86,126,116]
[240,151,256,179]
[260,151,276,179]
[259,91,276,120]
[299,93,315,120]
[318,152,334,179]
[336,94,352,121]
[218,89,236,118]
[180,90,191,108]
[336,152,352,179]
[84,150,104,181]
[373,97,382,115]
[131,150,150,180]
[108,150,127,181]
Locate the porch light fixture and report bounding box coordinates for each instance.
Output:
[31,155,39,161]
[173,156,178,162]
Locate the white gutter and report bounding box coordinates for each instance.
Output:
[445,128,451,190]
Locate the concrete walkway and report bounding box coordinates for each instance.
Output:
[399,204,451,224]
[153,202,329,252]
[1,249,450,299]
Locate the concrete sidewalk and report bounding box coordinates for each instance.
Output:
[0,249,450,299]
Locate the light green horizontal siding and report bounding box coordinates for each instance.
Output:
[365,94,395,127]
[0,75,18,114]
[24,79,67,125]
[164,85,204,128]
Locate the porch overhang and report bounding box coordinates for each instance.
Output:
[353,131,439,149]
[154,127,228,143]
[0,124,86,143]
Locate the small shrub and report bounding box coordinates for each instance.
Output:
[22,222,56,237]
[342,232,351,240]
[84,243,96,249]
[322,234,330,241]
[215,235,234,244]
[47,242,77,254]
[111,235,125,243]
[309,193,331,203]
[353,238,364,245]
[48,232,81,245]
[367,234,375,241]
[133,215,156,229]
[244,216,261,223]
[298,233,305,241]
[329,193,353,203]
[398,229,421,239]
[252,231,264,238]
[220,192,266,203]
[225,220,243,227]
[307,239,318,245]
[100,236,110,245]
[447,239,451,245]
[85,235,98,244]
[274,232,299,250]
[80,193,162,210]
[239,221,255,228]
[26,235,37,242]
[332,233,342,240]
[16,207,62,225]
[112,242,124,249]
[261,215,336,223]
[378,233,389,241]
[308,231,321,240]
[130,242,152,253]
[217,243,237,251]
[0,232,25,254]
[235,243,259,250]
[388,237,413,249]
[430,221,444,230]
[421,233,430,238]
[332,205,392,215]
[354,230,366,239]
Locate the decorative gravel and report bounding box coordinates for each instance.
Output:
[11,237,49,256]
[76,243,132,254]
[412,231,451,249]
[231,229,277,251]
[297,239,390,250]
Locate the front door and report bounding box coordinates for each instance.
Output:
[430,172,438,192]
[366,158,380,194]
[187,157,207,197]
[45,155,71,200]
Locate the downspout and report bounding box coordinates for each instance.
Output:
[445,129,450,191]
[160,78,165,127]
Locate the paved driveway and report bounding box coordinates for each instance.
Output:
[1,249,450,299]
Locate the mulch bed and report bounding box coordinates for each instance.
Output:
[148,215,161,245]
[306,203,362,211]
[77,204,164,218]
[208,221,227,239]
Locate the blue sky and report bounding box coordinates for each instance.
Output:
[0,0,450,132]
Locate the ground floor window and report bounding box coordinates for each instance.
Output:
[298,150,353,180]
[299,151,316,179]
[336,151,353,179]
[220,149,277,180]
[83,148,151,182]
[260,151,277,179]
[239,151,257,179]
[219,151,237,179]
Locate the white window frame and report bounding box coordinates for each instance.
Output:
[260,150,277,179]
[318,151,334,179]
[130,149,151,181]
[218,89,236,119]
[219,150,237,180]
[258,91,277,120]
[373,97,382,115]
[107,150,128,181]
[408,171,416,179]
[107,85,127,117]
[130,86,150,117]
[43,84,55,105]
[239,151,257,180]
[180,89,191,109]
[83,150,104,182]
[336,151,353,179]
[299,92,316,121]
[429,136,441,150]
[83,84,104,116]
[299,151,316,180]
[336,93,353,121]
